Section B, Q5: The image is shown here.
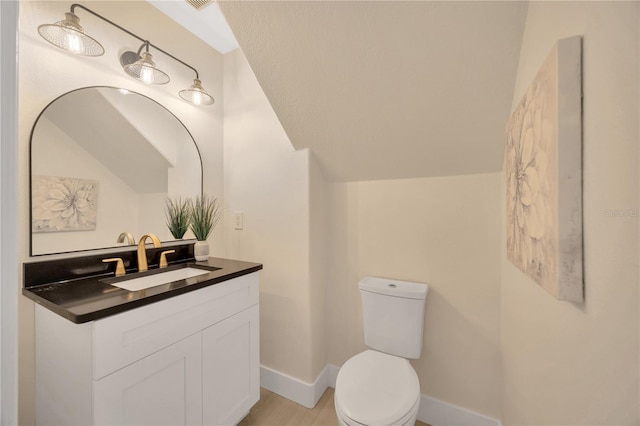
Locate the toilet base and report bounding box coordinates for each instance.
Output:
[336,412,418,426]
[335,394,419,426]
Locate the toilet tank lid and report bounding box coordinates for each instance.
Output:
[359,276,428,300]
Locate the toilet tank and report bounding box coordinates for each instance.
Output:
[360,276,428,359]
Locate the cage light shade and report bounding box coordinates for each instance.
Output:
[179,79,215,106]
[37,12,104,56]
[124,52,170,85]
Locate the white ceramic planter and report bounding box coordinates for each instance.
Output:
[194,240,209,261]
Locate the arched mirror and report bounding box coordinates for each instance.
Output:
[30,86,203,256]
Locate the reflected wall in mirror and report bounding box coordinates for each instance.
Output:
[30,86,203,256]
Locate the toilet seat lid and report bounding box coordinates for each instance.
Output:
[335,350,420,425]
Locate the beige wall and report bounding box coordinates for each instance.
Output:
[18,2,223,423]
[223,48,327,383]
[309,155,329,378]
[501,2,639,424]
[327,173,502,419]
[17,2,640,424]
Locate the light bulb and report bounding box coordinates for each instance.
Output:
[140,66,153,84]
[64,31,83,54]
[192,91,203,105]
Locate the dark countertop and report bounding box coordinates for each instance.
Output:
[23,257,262,324]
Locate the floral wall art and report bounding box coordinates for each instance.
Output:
[32,176,98,233]
[505,36,583,302]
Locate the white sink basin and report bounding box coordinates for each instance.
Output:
[110,267,210,292]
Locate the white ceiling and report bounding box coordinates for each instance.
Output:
[154,1,529,182]
[147,0,238,54]
[218,1,529,182]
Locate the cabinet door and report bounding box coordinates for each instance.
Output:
[203,305,259,425]
[94,334,203,426]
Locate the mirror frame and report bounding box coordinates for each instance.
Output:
[29,86,204,257]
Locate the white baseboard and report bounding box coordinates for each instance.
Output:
[325,364,340,387]
[418,394,500,426]
[260,364,500,426]
[260,364,337,409]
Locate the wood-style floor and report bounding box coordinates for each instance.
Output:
[238,387,429,426]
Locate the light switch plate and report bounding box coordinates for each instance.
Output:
[234,211,243,230]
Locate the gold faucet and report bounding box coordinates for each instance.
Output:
[137,233,161,272]
[117,232,136,245]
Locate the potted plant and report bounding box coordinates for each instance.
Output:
[190,194,222,261]
[164,196,192,239]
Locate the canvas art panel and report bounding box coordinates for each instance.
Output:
[32,175,99,233]
[505,36,583,302]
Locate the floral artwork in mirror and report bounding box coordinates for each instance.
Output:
[32,176,98,232]
[505,35,583,303]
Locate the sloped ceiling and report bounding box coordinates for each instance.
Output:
[44,89,171,194]
[218,1,528,182]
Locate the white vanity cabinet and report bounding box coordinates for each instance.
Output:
[202,305,260,424]
[93,333,204,425]
[35,272,260,426]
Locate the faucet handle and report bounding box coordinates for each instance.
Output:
[102,258,125,277]
[159,250,176,269]
[117,232,136,245]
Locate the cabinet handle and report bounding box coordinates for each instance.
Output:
[159,250,176,269]
[102,258,125,277]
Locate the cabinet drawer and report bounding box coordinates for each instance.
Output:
[93,272,258,379]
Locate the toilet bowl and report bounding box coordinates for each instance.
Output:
[334,350,421,426]
[334,277,428,426]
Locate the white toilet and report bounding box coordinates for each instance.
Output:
[334,276,428,426]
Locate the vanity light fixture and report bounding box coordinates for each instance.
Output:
[37,3,215,106]
[122,42,171,85]
[37,11,104,56]
[179,79,215,106]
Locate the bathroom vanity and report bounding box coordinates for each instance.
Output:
[23,62,257,424]
[24,253,262,426]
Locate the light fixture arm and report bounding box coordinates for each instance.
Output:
[135,41,150,56]
[69,3,200,80]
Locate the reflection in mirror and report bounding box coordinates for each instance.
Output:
[30,87,202,256]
